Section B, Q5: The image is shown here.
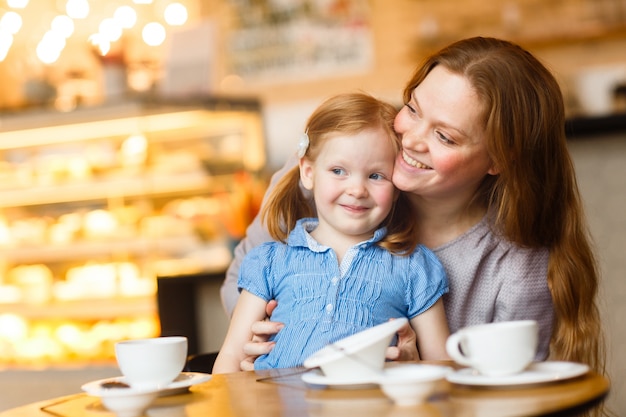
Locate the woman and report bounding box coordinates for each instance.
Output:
[220,37,604,379]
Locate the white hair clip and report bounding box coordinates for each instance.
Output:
[296,131,309,158]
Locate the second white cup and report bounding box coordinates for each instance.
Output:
[445,320,538,377]
[115,336,188,389]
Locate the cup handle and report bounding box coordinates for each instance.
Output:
[446,332,473,367]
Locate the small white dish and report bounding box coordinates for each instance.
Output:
[301,369,377,389]
[82,372,212,398]
[303,318,408,381]
[82,372,211,417]
[446,361,589,387]
[157,372,212,396]
[377,364,453,406]
[81,384,159,417]
[100,391,158,417]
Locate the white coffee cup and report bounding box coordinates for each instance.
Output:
[445,320,538,377]
[115,336,188,389]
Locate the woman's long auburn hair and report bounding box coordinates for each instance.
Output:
[262,92,420,255]
[403,37,605,385]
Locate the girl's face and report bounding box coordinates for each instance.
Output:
[393,66,498,205]
[299,127,397,245]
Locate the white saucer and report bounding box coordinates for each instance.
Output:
[301,369,377,389]
[446,361,589,387]
[82,372,212,397]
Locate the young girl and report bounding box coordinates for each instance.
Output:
[213,92,449,373]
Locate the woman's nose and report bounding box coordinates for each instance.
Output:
[396,111,429,153]
[401,126,429,153]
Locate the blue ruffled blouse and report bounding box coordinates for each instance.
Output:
[238,218,448,370]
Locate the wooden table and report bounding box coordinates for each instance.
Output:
[1,362,609,417]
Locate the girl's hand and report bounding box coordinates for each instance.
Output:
[385,320,420,361]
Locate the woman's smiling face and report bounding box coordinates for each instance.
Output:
[392,65,498,204]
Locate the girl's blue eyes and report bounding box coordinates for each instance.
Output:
[331,169,386,180]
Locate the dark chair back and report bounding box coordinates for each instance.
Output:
[184,352,219,374]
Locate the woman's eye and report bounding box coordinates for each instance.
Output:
[404,103,416,114]
[437,131,453,145]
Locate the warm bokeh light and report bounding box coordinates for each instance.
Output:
[0,313,28,341]
[7,0,28,8]
[0,32,12,62]
[127,68,153,91]
[0,314,160,365]
[0,1,196,69]
[65,0,89,19]
[36,31,66,64]
[114,5,137,29]
[121,134,148,166]
[142,22,166,46]
[99,17,123,42]
[41,30,66,49]
[0,11,23,34]
[51,15,75,39]
[164,3,188,26]
[55,323,82,347]
[88,33,111,56]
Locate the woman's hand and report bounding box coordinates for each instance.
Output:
[385,320,420,361]
[239,300,283,371]
[238,304,420,369]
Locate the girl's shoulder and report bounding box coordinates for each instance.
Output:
[244,240,289,262]
[407,243,445,268]
[388,244,447,281]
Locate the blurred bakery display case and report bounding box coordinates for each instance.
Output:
[0,96,267,367]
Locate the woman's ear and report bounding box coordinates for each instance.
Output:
[299,158,314,190]
[487,159,500,176]
[487,165,500,176]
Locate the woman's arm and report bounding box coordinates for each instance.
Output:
[220,217,272,317]
[220,155,300,317]
[213,290,269,374]
[410,298,450,361]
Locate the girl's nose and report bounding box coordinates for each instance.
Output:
[347,178,368,198]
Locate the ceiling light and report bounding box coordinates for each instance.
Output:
[164,3,188,26]
[142,22,166,46]
[51,15,75,39]
[66,0,90,19]
[7,0,28,9]
[114,6,138,29]
[0,11,23,35]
